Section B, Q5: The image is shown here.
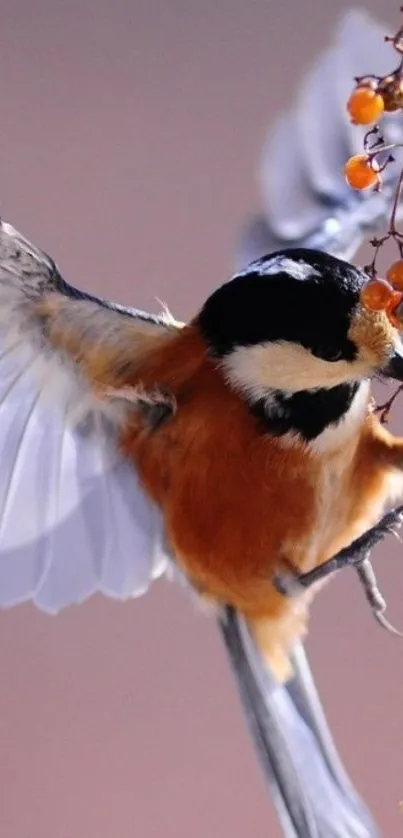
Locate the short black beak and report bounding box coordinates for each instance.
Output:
[382,345,403,381]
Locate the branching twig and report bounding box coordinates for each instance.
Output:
[348,10,403,278]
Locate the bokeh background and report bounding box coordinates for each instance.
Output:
[0,1,403,836]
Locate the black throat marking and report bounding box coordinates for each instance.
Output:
[251,381,361,441]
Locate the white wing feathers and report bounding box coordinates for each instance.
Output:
[0,220,169,614]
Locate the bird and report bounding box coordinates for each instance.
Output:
[0,226,402,838]
[1,8,403,838]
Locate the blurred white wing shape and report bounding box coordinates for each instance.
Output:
[238,8,403,267]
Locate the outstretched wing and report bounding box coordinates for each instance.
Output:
[238,8,403,269]
[0,220,178,614]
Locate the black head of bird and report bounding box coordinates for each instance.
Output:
[196,249,403,441]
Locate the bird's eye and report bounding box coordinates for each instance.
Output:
[311,346,343,362]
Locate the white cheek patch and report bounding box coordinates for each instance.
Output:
[221,340,371,401]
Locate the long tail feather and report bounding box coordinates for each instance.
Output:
[218,606,380,838]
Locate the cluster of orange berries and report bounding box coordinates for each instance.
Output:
[343,73,403,191]
[340,14,403,328]
[360,260,403,323]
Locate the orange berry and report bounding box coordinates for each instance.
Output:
[360,277,395,311]
[344,154,380,190]
[386,290,403,327]
[346,85,385,124]
[386,259,403,291]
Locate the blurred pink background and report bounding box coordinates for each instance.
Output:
[0,1,403,836]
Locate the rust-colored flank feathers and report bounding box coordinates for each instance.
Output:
[111,324,403,680]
